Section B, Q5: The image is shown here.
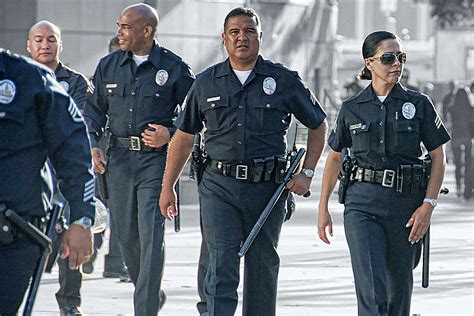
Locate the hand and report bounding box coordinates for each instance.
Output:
[141,124,170,148]
[159,185,178,220]
[406,203,433,244]
[286,172,312,196]
[61,225,93,270]
[91,147,107,174]
[317,206,333,244]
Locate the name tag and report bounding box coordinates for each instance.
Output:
[206,96,220,102]
[106,83,117,88]
[349,123,362,130]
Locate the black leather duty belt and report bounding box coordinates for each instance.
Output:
[208,156,287,183]
[352,163,430,194]
[109,135,162,152]
[352,166,396,188]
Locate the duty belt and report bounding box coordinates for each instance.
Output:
[352,166,396,188]
[109,135,163,152]
[208,156,287,183]
[352,163,430,194]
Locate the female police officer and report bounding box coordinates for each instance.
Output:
[317,31,450,315]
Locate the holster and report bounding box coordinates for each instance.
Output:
[0,206,14,245]
[274,157,287,183]
[337,154,354,204]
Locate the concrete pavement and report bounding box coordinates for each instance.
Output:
[30,161,473,315]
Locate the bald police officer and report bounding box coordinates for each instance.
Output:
[0,49,94,316]
[27,20,93,316]
[160,7,327,316]
[85,4,194,315]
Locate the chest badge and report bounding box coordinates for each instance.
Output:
[58,81,70,93]
[156,70,169,86]
[263,77,276,95]
[0,79,16,104]
[402,102,416,119]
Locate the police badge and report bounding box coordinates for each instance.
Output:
[402,102,416,119]
[263,77,276,95]
[156,70,169,86]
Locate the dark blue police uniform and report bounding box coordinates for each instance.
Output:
[53,62,93,312]
[0,49,95,315]
[177,55,326,316]
[85,41,194,315]
[329,83,450,315]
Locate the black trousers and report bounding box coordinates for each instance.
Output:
[199,169,286,316]
[0,237,41,315]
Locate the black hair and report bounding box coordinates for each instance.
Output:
[108,36,120,53]
[358,31,399,80]
[224,7,261,31]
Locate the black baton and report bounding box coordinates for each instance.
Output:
[238,148,308,257]
[174,181,180,232]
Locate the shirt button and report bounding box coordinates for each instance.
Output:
[211,103,215,108]
[238,106,243,109]
[266,104,271,108]
[361,124,366,129]
[379,140,384,144]
[155,93,160,97]
[380,105,384,110]
[379,121,383,126]
[408,126,412,131]
[237,141,242,145]
[131,91,136,96]
[381,157,386,162]
[107,89,112,93]
[129,108,133,112]
[135,77,139,81]
[128,125,132,128]
[237,123,242,127]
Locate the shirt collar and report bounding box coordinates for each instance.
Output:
[119,40,161,68]
[357,82,410,104]
[54,62,69,79]
[214,55,271,78]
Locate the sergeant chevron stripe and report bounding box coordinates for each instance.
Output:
[68,99,84,123]
[434,115,442,129]
[83,178,95,202]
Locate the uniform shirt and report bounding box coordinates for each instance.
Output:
[0,50,95,221]
[329,83,451,170]
[85,41,195,147]
[55,62,91,112]
[177,56,326,162]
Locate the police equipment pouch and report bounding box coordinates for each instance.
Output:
[263,156,275,182]
[274,157,287,183]
[0,204,14,245]
[411,165,423,194]
[421,159,431,190]
[337,150,354,204]
[397,165,413,195]
[252,158,265,183]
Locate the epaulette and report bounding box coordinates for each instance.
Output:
[161,47,191,68]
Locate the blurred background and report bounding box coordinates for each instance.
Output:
[1,0,473,196]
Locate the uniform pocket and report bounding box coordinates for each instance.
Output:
[394,121,420,155]
[105,83,124,116]
[201,95,231,132]
[350,122,370,155]
[250,98,288,131]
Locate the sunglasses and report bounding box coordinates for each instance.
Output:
[368,52,407,65]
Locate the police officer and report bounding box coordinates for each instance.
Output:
[160,7,327,316]
[27,20,93,316]
[318,31,451,315]
[84,4,194,315]
[0,49,94,315]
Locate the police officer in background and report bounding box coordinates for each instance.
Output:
[84,4,194,315]
[318,31,450,315]
[160,7,327,315]
[0,49,94,315]
[27,20,93,316]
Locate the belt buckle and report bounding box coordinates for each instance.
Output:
[235,165,248,180]
[382,169,395,187]
[129,136,141,151]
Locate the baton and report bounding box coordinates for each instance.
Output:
[238,148,308,257]
[174,181,181,232]
[421,187,449,288]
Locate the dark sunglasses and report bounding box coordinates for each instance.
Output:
[369,52,407,65]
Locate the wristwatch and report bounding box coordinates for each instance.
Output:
[423,198,438,208]
[72,217,93,229]
[301,168,315,178]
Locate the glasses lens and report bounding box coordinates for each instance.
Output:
[380,53,396,65]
